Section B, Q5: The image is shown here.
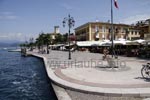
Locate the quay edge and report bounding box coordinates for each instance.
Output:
[27,52,72,100]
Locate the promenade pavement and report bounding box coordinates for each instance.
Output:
[28,50,150,100]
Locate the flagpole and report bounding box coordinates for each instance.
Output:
[111,0,114,58]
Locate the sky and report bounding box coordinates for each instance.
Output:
[0,0,150,43]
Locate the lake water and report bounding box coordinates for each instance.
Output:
[0,48,58,100]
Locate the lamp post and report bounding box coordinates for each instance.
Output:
[63,14,75,60]
[111,0,114,58]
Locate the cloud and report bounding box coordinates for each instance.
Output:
[0,32,38,42]
[0,11,17,20]
[0,12,13,15]
[5,15,17,19]
[0,33,25,42]
[121,14,150,24]
[0,35,8,38]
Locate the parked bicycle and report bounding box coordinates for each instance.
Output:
[141,63,150,79]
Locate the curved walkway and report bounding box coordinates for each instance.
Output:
[29,51,150,98]
[55,68,150,88]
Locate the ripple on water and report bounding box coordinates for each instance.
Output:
[12,81,21,85]
[0,50,57,100]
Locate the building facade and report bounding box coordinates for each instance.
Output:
[135,19,150,40]
[75,22,140,41]
[128,27,140,40]
[49,26,60,40]
[144,19,150,40]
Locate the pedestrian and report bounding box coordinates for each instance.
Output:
[103,48,109,60]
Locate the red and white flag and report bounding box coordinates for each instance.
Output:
[114,0,119,8]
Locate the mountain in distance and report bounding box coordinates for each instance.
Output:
[0,40,24,47]
[0,42,10,47]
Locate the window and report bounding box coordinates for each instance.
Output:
[131,31,133,35]
[102,26,105,33]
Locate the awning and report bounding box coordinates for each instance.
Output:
[76,41,111,47]
[76,40,145,47]
[133,39,145,43]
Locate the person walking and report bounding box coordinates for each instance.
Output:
[103,48,109,60]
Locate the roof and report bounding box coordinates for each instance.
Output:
[74,22,130,31]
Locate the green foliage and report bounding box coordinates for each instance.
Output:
[54,34,62,44]
[35,33,52,46]
[35,33,52,53]
[62,33,68,43]
[54,33,68,44]
[19,43,26,47]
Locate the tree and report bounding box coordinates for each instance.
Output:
[44,34,52,54]
[29,37,34,51]
[62,33,68,43]
[54,34,63,44]
[36,33,45,51]
[35,33,52,54]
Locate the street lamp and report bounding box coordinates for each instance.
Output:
[62,14,75,60]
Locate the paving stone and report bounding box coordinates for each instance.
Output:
[28,50,150,99]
